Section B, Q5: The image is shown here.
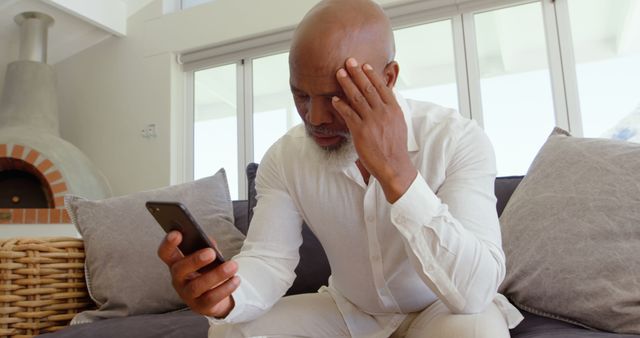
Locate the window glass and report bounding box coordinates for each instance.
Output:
[193,64,239,199]
[568,0,640,142]
[475,2,556,176]
[252,52,302,163]
[394,20,459,111]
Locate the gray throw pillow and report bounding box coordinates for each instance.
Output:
[65,169,245,324]
[499,128,640,334]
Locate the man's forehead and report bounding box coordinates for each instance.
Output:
[289,70,341,94]
[289,57,342,78]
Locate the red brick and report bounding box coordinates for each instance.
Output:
[51,182,68,194]
[11,145,25,159]
[50,209,62,223]
[25,149,40,165]
[37,159,53,173]
[45,171,63,184]
[0,144,7,157]
[54,196,65,207]
[12,209,24,224]
[24,209,36,223]
[37,209,50,223]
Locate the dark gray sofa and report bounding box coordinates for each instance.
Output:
[40,166,639,338]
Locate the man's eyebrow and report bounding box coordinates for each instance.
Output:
[320,91,343,98]
[290,86,342,98]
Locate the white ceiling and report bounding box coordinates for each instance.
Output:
[0,0,155,65]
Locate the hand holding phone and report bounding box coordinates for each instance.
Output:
[147,201,225,273]
[153,201,240,318]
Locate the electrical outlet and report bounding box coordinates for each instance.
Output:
[141,124,157,138]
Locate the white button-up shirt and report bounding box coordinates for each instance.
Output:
[209,93,523,336]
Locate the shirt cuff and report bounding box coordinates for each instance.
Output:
[389,173,441,239]
[205,278,248,325]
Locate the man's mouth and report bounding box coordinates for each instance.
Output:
[311,133,343,147]
[305,124,350,149]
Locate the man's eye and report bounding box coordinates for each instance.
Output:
[294,93,309,99]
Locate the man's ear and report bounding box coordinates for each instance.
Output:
[383,61,400,88]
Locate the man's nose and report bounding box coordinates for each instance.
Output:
[306,97,334,126]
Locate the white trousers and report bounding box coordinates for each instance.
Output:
[209,292,511,338]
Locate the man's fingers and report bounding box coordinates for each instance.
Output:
[363,63,395,104]
[194,276,241,312]
[158,231,183,267]
[336,68,371,118]
[345,58,383,109]
[170,247,217,283]
[332,96,361,129]
[184,261,238,299]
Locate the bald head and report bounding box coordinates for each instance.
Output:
[288,0,400,155]
[289,0,396,77]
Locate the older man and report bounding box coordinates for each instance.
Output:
[159,0,523,337]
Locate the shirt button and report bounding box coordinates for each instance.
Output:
[366,215,375,223]
[371,254,381,262]
[395,215,407,224]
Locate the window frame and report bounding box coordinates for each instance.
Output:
[183,0,585,198]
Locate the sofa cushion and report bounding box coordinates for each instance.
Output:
[65,169,245,323]
[494,176,523,216]
[510,311,640,338]
[232,200,249,235]
[499,128,640,334]
[39,310,208,338]
[246,163,331,295]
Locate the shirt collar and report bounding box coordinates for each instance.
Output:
[394,89,419,152]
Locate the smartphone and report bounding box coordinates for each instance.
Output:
[146,201,225,273]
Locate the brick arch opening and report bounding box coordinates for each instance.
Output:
[0,144,71,224]
[0,157,54,208]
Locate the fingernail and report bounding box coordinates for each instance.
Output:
[363,64,373,71]
[347,58,358,67]
[167,231,178,241]
[337,69,347,78]
[223,261,235,273]
[332,96,340,102]
[199,249,214,261]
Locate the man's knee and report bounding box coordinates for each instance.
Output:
[210,323,251,338]
[405,302,509,338]
[208,292,350,338]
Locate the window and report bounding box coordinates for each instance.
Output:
[193,64,239,198]
[474,2,557,176]
[394,20,459,111]
[567,0,640,141]
[252,52,302,163]
[185,0,640,193]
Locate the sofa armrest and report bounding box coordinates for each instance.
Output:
[0,237,93,337]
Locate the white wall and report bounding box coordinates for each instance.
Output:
[54,0,403,197]
[55,1,171,196]
[0,27,19,103]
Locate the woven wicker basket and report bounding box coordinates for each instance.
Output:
[0,237,93,338]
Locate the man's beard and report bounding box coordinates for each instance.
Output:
[305,125,358,171]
